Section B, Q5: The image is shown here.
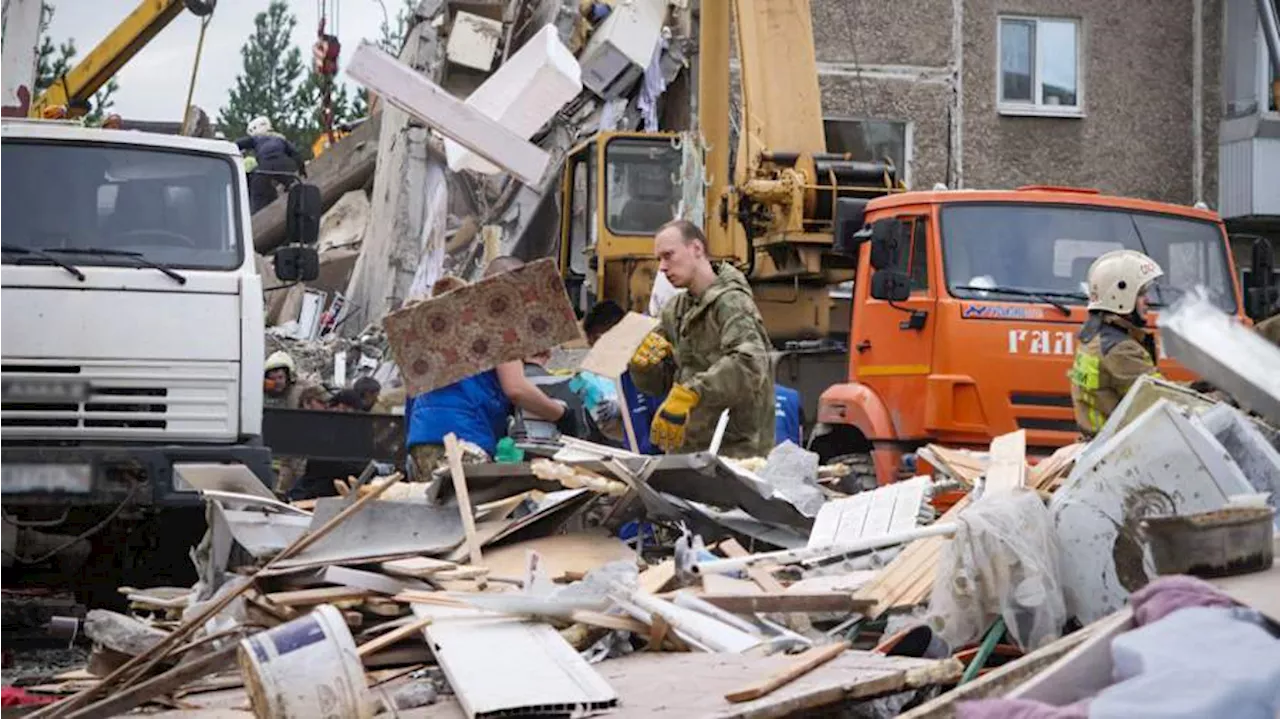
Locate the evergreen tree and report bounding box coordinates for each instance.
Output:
[36,2,118,123]
[217,0,306,149]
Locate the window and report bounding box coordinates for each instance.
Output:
[941,204,1237,314]
[1,141,241,271]
[894,216,930,293]
[998,16,1082,116]
[824,119,912,187]
[604,138,681,236]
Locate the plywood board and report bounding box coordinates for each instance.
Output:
[346,42,550,185]
[475,533,636,580]
[383,258,583,395]
[579,312,660,379]
[807,477,928,549]
[984,430,1027,494]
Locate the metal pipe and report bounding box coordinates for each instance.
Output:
[1258,0,1280,77]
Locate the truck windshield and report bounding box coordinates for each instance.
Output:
[941,203,1237,314]
[1,141,241,271]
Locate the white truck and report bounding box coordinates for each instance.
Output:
[0,118,318,594]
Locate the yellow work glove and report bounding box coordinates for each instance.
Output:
[630,331,673,370]
[651,384,699,452]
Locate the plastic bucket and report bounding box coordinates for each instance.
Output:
[238,604,374,718]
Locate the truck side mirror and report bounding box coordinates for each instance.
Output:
[274,246,320,283]
[286,183,322,246]
[870,269,911,302]
[868,218,905,270]
[833,198,870,258]
[1248,236,1277,319]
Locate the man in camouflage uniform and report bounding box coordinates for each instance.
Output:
[262,350,312,495]
[1068,250,1164,436]
[629,219,775,457]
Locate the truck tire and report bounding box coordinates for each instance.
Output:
[828,453,878,495]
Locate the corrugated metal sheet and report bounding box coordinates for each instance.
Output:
[1220,136,1280,218]
[413,604,618,718]
[1220,138,1255,218]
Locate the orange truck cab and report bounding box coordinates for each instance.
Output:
[811,186,1254,486]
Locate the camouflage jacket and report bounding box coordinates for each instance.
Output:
[264,381,311,410]
[631,263,775,457]
[1068,313,1160,435]
[1257,314,1280,347]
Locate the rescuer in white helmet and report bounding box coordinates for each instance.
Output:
[1067,250,1165,435]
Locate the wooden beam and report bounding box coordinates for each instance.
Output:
[252,113,382,253]
[346,42,549,185]
[724,641,849,703]
[445,433,484,572]
[985,430,1027,495]
[265,585,374,607]
[60,644,237,719]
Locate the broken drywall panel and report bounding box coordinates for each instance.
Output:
[445,24,582,174]
[807,476,928,549]
[579,0,667,98]
[348,41,550,185]
[1158,289,1280,424]
[1076,375,1218,471]
[384,258,582,395]
[412,603,618,718]
[446,11,502,71]
[317,190,371,253]
[1050,399,1254,623]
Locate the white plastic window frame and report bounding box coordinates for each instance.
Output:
[996,15,1085,118]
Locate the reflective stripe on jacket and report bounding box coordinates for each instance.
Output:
[1068,313,1161,435]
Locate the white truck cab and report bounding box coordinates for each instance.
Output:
[0,119,317,583]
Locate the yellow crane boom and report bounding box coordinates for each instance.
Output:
[31,0,214,118]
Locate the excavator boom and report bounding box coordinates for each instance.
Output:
[30,0,214,118]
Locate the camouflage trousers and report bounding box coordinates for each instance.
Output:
[409,441,489,482]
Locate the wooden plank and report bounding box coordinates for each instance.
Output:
[701,574,763,595]
[985,430,1027,494]
[725,641,849,703]
[380,556,458,578]
[445,433,483,574]
[323,565,415,595]
[346,42,550,185]
[853,497,970,616]
[569,610,650,634]
[638,559,677,595]
[474,533,636,581]
[698,593,873,615]
[58,644,238,719]
[358,615,434,658]
[252,113,381,253]
[264,585,374,607]
[720,538,811,633]
[1029,442,1085,491]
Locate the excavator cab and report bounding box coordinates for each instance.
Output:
[558,131,682,314]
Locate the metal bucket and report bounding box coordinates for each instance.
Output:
[1141,507,1275,579]
[238,604,374,718]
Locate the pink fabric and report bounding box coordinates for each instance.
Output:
[1129,575,1238,626]
[956,698,1089,719]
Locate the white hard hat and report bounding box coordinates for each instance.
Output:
[247,116,272,136]
[1086,250,1164,314]
[264,350,296,378]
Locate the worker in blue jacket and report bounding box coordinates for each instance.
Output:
[404,261,569,478]
[774,384,802,446]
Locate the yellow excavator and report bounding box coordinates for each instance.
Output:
[29,0,215,119]
[557,0,904,342]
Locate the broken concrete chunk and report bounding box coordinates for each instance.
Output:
[445,24,583,175]
[1051,399,1254,623]
[446,11,502,71]
[759,441,825,518]
[84,610,168,658]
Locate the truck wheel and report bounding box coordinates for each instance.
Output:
[828,453,878,495]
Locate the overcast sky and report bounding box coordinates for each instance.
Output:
[45,1,389,122]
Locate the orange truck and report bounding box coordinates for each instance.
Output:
[810,186,1263,487]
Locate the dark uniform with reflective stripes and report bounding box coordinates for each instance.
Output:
[1068,313,1161,436]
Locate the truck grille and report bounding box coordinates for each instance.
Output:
[1,361,237,440]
